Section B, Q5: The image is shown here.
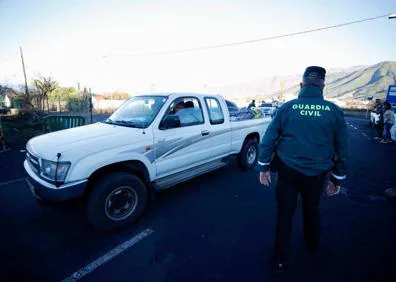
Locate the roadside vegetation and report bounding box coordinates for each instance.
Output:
[0,76,125,148]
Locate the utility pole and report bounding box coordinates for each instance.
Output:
[58,94,61,114]
[89,88,93,124]
[83,87,87,111]
[20,46,29,102]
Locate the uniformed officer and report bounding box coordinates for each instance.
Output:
[248,99,256,109]
[257,66,348,271]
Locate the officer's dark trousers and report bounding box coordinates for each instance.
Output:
[274,160,326,262]
[375,123,384,138]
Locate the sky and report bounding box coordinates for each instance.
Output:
[0,0,395,93]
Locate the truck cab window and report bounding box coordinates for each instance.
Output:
[205,98,224,124]
[161,97,204,129]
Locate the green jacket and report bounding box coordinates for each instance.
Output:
[257,86,348,180]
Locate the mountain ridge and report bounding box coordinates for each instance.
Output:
[209,61,396,103]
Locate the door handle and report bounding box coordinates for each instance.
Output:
[201,130,210,136]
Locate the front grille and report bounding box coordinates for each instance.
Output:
[26,151,40,175]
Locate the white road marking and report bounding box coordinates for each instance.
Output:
[61,228,154,282]
[0,177,26,187]
[347,122,372,140]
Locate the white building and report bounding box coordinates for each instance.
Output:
[0,87,17,108]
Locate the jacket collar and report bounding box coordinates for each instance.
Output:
[298,86,324,99]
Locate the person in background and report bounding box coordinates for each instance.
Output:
[248,99,256,109]
[374,102,384,140]
[257,66,348,272]
[381,102,395,143]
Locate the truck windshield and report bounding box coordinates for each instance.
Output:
[104,96,167,128]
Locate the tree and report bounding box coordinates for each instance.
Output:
[49,87,78,112]
[33,76,59,112]
[66,96,85,112]
[50,87,77,101]
[48,86,86,112]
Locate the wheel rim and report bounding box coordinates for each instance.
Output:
[105,186,138,221]
[246,145,257,165]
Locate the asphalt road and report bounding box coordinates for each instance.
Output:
[0,117,395,282]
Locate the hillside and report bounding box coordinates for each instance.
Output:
[210,61,396,104]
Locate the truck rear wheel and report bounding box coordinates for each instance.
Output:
[238,138,259,171]
[86,172,148,230]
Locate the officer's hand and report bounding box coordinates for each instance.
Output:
[259,171,271,186]
[326,181,341,197]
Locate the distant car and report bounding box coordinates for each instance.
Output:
[258,103,276,116]
[225,100,240,117]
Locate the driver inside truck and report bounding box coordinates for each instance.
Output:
[172,101,186,114]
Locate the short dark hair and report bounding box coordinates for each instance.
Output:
[303,66,326,87]
[303,76,325,87]
[384,102,391,110]
[184,101,194,108]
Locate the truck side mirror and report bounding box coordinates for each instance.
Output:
[160,115,181,130]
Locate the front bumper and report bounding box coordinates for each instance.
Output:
[24,160,88,202]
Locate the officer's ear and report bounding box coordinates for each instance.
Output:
[321,83,325,91]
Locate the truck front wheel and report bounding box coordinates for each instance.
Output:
[86,172,148,230]
[238,138,259,171]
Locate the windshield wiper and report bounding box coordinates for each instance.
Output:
[103,119,145,128]
[114,120,145,128]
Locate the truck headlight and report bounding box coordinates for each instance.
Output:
[40,159,71,182]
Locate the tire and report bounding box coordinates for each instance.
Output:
[238,138,259,171]
[86,172,148,231]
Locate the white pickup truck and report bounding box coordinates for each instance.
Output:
[25,93,271,230]
[258,102,277,117]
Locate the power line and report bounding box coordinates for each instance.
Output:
[104,13,389,58]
